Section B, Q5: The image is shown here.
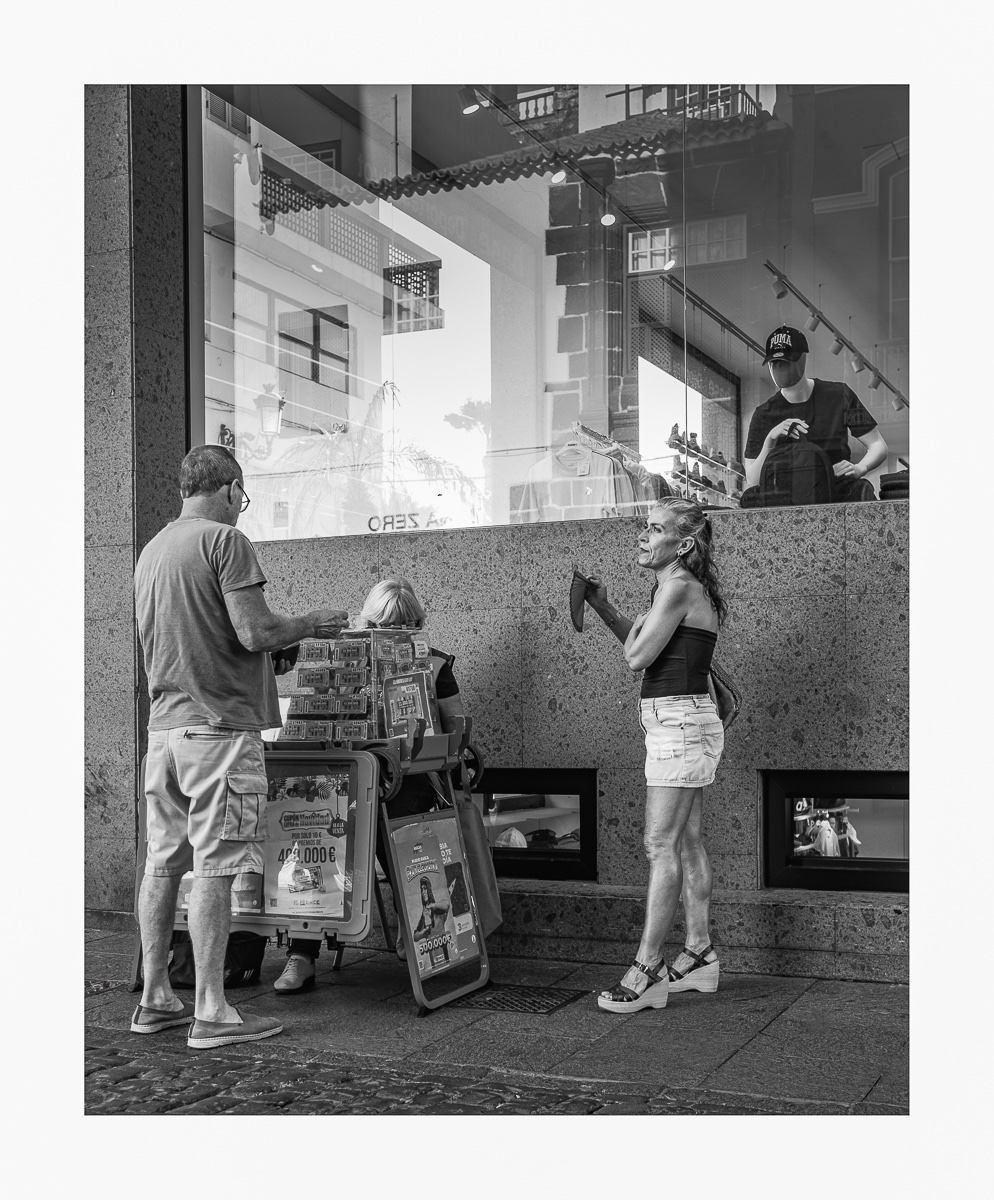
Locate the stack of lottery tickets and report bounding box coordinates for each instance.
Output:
[279,629,441,742]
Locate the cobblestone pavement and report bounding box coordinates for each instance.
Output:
[84,1026,855,1116]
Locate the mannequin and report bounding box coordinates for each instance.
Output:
[742,325,889,501]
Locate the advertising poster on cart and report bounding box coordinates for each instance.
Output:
[262,768,357,921]
[391,815,479,978]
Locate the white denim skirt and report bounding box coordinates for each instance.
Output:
[638,694,724,787]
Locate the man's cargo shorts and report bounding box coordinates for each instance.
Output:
[143,726,269,878]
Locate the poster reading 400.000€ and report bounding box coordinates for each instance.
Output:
[262,771,356,921]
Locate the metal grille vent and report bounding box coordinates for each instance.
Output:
[446,983,589,1014]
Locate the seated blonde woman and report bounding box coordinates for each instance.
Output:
[274,577,466,993]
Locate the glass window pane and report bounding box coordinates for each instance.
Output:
[200,83,907,533]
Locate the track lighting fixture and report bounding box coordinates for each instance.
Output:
[458,86,481,115]
[805,312,821,332]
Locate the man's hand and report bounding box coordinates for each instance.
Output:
[833,460,866,479]
[272,653,295,676]
[309,609,350,638]
[765,418,808,445]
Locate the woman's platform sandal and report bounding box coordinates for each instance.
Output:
[597,958,669,1013]
[667,944,719,993]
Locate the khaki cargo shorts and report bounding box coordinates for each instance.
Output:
[143,726,269,878]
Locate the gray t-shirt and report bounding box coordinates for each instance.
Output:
[134,517,281,731]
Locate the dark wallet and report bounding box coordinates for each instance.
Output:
[271,643,300,670]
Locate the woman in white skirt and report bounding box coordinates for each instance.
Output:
[583,498,727,1013]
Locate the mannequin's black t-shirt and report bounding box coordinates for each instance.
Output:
[744,380,876,467]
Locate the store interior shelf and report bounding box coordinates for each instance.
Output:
[484,806,579,829]
[664,443,745,479]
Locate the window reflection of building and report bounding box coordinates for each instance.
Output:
[200,83,909,538]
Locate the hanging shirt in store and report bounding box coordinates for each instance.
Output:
[513,445,616,522]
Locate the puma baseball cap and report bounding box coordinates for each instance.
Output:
[763,325,808,363]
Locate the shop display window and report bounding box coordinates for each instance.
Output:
[468,768,597,881]
[763,770,909,893]
[191,84,909,538]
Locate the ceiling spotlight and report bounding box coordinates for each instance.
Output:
[804,312,821,332]
[310,264,324,273]
[600,210,617,226]
[891,395,906,412]
[662,259,676,271]
[851,356,865,374]
[550,166,568,184]
[868,372,882,390]
[771,279,788,300]
[830,338,845,355]
[458,86,481,115]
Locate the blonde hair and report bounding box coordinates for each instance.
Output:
[358,578,426,628]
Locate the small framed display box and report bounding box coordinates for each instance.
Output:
[385,808,489,1013]
[172,748,380,944]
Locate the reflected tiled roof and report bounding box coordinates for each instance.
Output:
[358,109,779,202]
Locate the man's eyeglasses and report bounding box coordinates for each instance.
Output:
[228,479,250,513]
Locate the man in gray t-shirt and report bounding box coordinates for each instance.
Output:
[132,445,348,1050]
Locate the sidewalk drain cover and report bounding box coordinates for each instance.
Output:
[86,979,127,997]
[447,984,589,1014]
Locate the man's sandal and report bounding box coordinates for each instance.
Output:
[667,944,719,993]
[597,958,669,1013]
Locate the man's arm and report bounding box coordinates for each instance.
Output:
[224,584,348,654]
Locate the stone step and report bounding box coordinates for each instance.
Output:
[483,880,908,984]
[87,876,909,986]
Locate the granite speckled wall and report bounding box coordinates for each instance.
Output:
[84,86,187,913]
[254,500,909,901]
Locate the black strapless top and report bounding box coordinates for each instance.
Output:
[640,625,718,699]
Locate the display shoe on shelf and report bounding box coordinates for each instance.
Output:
[687,432,703,456]
[701,474,715,489]
[667,423,683,449]
[714,449,727,466]
[715,480,727,495]
[730,460,745,477]
[672,455,686,474]
[690,462,701,481]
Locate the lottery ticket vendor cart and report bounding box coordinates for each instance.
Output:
[130,630,490,1015]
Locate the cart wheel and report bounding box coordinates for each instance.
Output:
[375,749,402,802]
[416,1005,430,1018]
[462,743,484,790]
